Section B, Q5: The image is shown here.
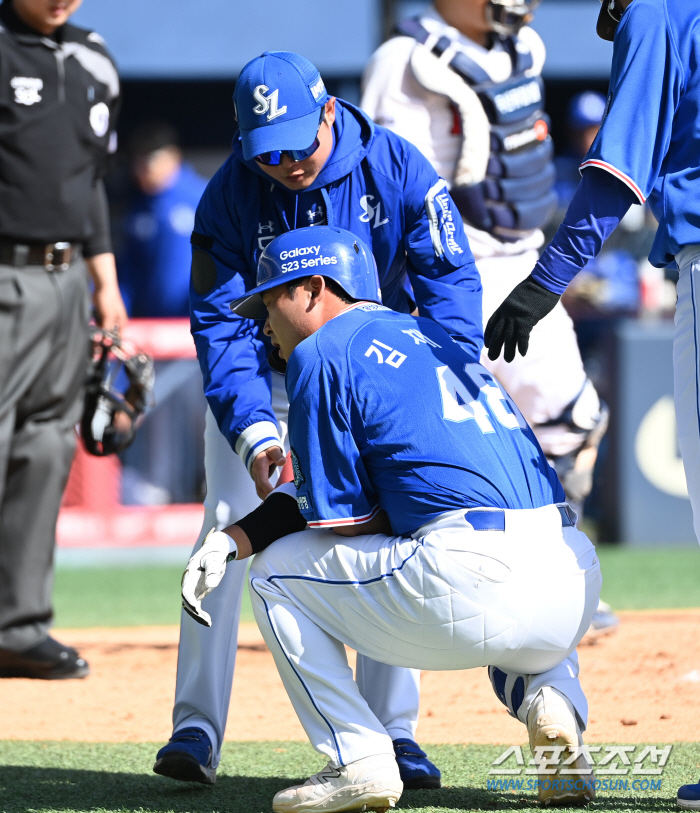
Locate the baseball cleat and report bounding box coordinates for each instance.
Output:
[153,727,216,784]
[527,687,595,807]
[0,636,89,680]
[272,753,403,813]
[678,781,700,809]
[392,738,441,789]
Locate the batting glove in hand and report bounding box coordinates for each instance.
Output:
[484,276,561,363]
[181,528,238,627]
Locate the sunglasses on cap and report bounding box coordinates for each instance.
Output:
[254,109,325,166]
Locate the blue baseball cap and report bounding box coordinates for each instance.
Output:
[567,91,607,129]
[233,51,329,161]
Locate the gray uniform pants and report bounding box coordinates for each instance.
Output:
[0,256,90,651]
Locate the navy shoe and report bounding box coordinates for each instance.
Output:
[678,781,700,809]
[393,738,441,789]
[153,726,216,784]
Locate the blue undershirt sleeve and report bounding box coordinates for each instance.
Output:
[531,167,638,296]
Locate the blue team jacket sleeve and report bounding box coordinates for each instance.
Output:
[189,170,278,453]
[289,339,380,528]
[531,168,636,295]
[401,144,484,357]
[580,0,683,203]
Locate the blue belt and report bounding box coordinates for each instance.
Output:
[465,505,576,531]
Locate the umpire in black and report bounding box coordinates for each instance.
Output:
[0,0,127,678]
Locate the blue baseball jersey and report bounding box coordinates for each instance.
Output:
[286,305,564,536]
[581,0,700,267]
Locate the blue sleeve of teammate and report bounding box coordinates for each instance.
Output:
[189,167,279,458]
[531,168,636,295]
[580,0,682,203]
[289,343,379,529]
[401,144,484,358]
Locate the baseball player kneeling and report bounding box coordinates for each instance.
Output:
[181,226,601,812]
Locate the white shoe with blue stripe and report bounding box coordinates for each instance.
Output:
[272,753,402,813]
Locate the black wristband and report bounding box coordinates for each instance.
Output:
[235,491,307,553]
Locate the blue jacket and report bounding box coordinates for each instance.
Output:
[190,99,482,463]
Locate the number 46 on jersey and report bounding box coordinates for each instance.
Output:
[437,363,526,434]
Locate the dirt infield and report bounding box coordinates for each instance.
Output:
[4,610,700,744]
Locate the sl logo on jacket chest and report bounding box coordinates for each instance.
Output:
[359,195,389,229]
[252,85,287,121]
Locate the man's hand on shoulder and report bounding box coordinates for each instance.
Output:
[484,276,560,363]
[251,446,287,499]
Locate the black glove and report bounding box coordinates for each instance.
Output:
[484,276,561,363]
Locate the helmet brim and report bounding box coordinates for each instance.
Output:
[596,0,618,41]
[229,275,292,319]
[230,291,269,320]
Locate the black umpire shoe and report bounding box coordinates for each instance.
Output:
[0,635,89,679]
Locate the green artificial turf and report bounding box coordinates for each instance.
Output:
[595,546,700,610]
[52,546,700,629]
[52,565,256,628]
[0,740,692,812]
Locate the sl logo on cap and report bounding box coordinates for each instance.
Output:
[252,85,287,121]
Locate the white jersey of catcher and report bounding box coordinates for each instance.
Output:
[362,7,546,260]
[361,7,601,457]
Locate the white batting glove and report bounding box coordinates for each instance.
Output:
[181,528,238,627]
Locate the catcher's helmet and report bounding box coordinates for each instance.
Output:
[81,328,155,457]
[486,0,541,35]
[230,226,382,320]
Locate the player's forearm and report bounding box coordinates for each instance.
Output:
[531,167,637,296]
[221,489,307,558]
[220,524,253,559]
[192,325,278,456]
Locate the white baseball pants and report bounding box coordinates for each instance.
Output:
[249,504,602,767]
[674,245,700,541]
[172,374,421,765]
[479,249,598,458]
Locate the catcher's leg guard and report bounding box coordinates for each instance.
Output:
[538,380,609,513]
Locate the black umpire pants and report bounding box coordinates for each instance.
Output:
[0,255,90,651]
